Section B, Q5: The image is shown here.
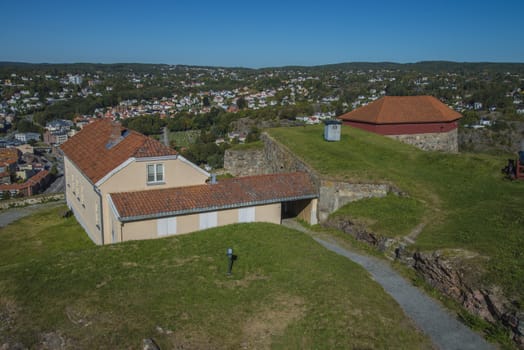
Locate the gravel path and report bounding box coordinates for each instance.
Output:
[283,220,495,350]
[0,201,65,228]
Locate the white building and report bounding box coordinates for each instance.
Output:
[69,75,83,85]
[14,132,41,143]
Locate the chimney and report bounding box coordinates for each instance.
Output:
[106,121,127,149]
[109,122,121,142]
[210,173,217,184]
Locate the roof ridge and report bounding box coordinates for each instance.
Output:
[130,134,149,157]
[427,95,446,118]
[375,97,387,123]
[338,95,461,124]
[110,172,309,196]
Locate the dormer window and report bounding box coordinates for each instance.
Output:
[147,163,164,184]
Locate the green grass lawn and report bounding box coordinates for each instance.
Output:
[269,125,524,302]
[331,194,426,238]
[169,130,200,148]
[229,140,264,151]
[0,206,431,349]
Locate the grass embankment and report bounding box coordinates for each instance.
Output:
[169,130,200,148]
[229,140,264,151]
[269,125,524,301]
[0,206,430,349]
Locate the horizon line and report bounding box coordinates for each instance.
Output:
[1,60,524,70]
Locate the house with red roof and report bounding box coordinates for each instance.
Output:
[338,96,462,152]
[0,170,51,197]
[61,119,318,244]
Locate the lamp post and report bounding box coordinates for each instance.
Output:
[227,248,233,275]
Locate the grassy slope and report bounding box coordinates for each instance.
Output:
[269,125,524,300]
[0,206,430,349]
[169,130,200,148]
[229,140,264,151]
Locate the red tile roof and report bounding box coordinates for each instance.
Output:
[110,172,317,221]
[26,169,50,185]
[0,148,20,167]
[338,96,462,124]
[0,170,49,192]
[60,119,177,184]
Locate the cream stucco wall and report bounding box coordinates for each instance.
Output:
[297,198,318,225]
[255,203,282,225]
[64,156,103,244]
[107,198,122,243]
[218,208,238,226]
[99,156,209,244]
[117,203,283,242]
[121,219,157,241]
[101,157,209,194]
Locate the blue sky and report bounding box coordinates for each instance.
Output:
[1,0,523,67]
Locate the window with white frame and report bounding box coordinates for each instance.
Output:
[147,163,164,184]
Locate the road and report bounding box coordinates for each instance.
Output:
[44,174,65,194]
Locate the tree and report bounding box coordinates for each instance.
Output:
[246,126,260,143]
[236,97,247,110]
[16,119,42,133]
[168,116,193,131]
[207,153,223,169]
[459,111,478,127]
[1,191,10,201]
[122,115,166,135]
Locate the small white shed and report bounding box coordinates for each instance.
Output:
[324,120,342,141]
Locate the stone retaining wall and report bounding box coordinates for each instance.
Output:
[224,132,392,221]
[318,180,389,221]
[260,133,321,187]
[223,148,268,177]
[0,193,65,210]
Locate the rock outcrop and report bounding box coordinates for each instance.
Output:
[324,215,524,347]
[412,250,524,347]
[322,216,395,252]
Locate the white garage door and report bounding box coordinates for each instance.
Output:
[199,211,218,230]
[157,217,177,236]
[238,207,255,223]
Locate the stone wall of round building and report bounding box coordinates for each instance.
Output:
[387,128,458,153]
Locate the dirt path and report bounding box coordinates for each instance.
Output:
[404,221,427,244]
[282,220,494,350]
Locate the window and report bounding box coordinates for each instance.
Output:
[147,163,164,183]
